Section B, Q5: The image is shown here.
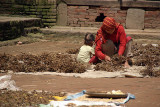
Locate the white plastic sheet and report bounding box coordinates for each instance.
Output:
[49,101,122,107]
[0,75,20,91]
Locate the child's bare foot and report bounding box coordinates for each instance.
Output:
[124,61,130,68]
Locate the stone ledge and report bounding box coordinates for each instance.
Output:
[63,0,160,8]
[0,15,42,40]
[63,0,120,7]
[122,1,160,8]
[40,26,160,39]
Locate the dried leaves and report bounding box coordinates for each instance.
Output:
[132,43,160,77]
[0,90,66,107]
[95,43,160,77]
[0,43,159,77]
[66,48,79,54]
[132,43,160,67]
[0,53,86,73]
[94,54,126,72]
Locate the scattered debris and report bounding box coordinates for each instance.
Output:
[95,54,126,72]
[132,43,160,77]
[66,48,79,54]
[0,53,86,73]
[0,43,159,77]
[17,41,23,45]
[0,75,20,91]
[0,90,66,107]
[95,43,160,77]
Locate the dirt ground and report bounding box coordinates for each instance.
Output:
[0,34,160,107]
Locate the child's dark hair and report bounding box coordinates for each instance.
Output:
[84,33,95,45]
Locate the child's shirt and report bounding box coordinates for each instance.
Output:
[77,45,95,63]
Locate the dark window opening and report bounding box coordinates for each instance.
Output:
[89,6,100,9]
[95,13,106,22]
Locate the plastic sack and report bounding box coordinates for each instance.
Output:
[0,75,20,91]
[114,93,135,106]
[64,90,86,101]
[0,75,11,81]
[40,101,121,107]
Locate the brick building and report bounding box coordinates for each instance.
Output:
[57,0,160,29]
[0,0,160,29]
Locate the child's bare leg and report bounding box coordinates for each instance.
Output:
[123,39,133,68]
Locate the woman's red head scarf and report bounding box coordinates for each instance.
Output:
[95,17,119,43]
[101,17,116,33]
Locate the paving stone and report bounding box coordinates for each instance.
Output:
[126,8,145,30]
[57,1,67,26]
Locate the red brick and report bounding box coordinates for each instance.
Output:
[88,9,97,13]
[104,13,108,16]
[117,13,127,17]
[75,9,87,13]
[155,17,160,22]
[73,15,79,18]
[107,13,116,17]
[79,18,87,22]
[68,18,78,24]
[145,11,160,17]
[107,10,117,14]
[67,14,75,18]
[78,12,88,15]
[99,7,110,11]
[109,8,120,11]
[74,15,86,18]
[97,10,105,14]
[117,10,127,14]
[88,16,96,21]
[78,21,85,27]
[85,15,91,19]
[73,19,78,24]
[78,6,89,9]
[68,6,79,9]
[83,24,90,27]
[145,13,155,18]
[152,23,158,28]
[84,22,92,26]
[68,8,77,12]
[144,23,152,28]
[117,19,126,24]
[144,19,153,23]
[69,23,80,27]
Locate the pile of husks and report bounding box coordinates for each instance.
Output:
[0,90,66,107]
[0,43,159,77]
[0,90,112,107]
[0,53,86,73]
[132,43,160,77]
[66,48,79,54]
[94,43,160,77]
[94,54,126,72]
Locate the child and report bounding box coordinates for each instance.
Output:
[77,33,96,64]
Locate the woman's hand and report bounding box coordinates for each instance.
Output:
[105,55,111,61]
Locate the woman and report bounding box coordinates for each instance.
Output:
[95,17,132,68]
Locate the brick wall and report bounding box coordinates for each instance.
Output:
[0,0,13,14]
[0,0,57,27]
[23,5,56,27]
[67,5,160,29]
[67,6,127,28]
[0,17,42,41]
[0,0,160,29]
[65,0,160,29]
[145,11,160,29]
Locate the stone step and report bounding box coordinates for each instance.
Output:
[40,26,160,39]
[24,27,41,35]
[0,15,42,40]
